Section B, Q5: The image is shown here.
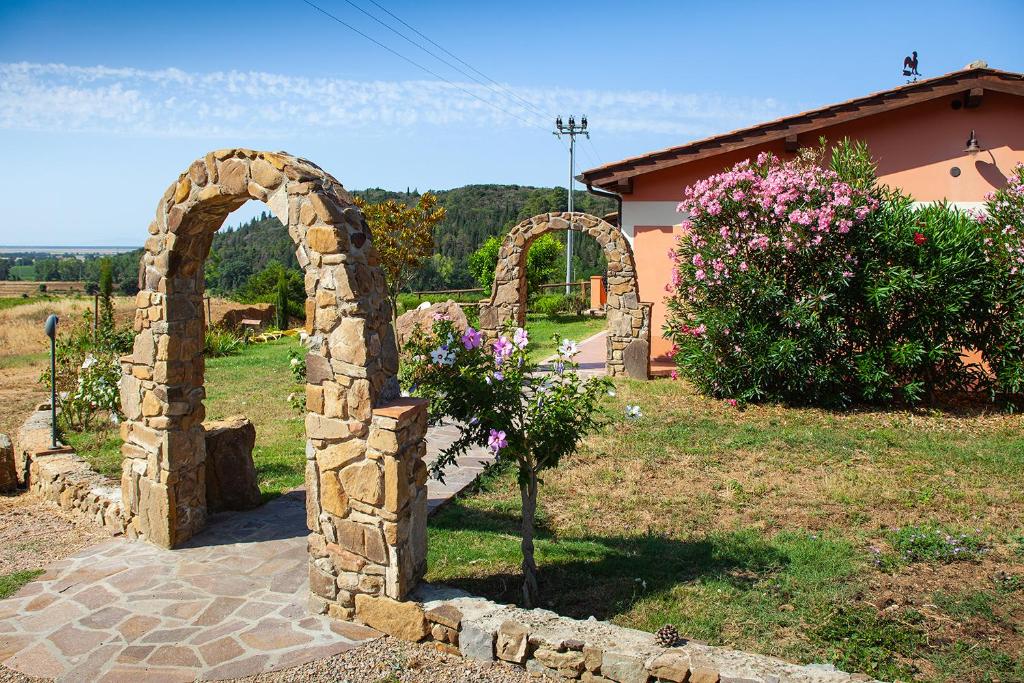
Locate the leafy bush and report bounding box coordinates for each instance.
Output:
[204,326,245,357]
[469,233,564,293]
[531,293,587,317]
[41,307,132,432]
[666,144,878,406]
[854,199,993,403]
[288,347,306,382]
[666,140,1009,407]
[980,163,1024,404]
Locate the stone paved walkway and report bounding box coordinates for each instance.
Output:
[0,423,494,682]
[0,491,378,682]
[424,422,494,514]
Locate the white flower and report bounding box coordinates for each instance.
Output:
[625,404,643,419]
[81,354,97,370]
[430,346,455,366]
[290,357,300,366]
[558,339,579,358]
[607,388,617,397]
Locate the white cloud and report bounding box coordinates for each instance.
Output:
[0,62,784,139]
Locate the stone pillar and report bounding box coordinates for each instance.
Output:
[307,397,428,619]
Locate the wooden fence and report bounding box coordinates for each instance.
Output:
[409,280,591,299]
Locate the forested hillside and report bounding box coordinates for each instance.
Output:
[4,184,616,300]
[206,184,615,294]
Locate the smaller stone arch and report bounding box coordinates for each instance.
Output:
[478,212,652,378]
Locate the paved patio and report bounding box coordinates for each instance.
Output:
[0,426,495,682]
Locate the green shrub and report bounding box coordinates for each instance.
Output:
[980,163,1024,405]
[468,233,564,293]
[204,326,245,357]
[531,293,587,317]
[532,293,567,317]
[665,140,1008,407]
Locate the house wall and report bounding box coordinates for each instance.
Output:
[624,90,1024,367]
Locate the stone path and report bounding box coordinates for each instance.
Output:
[0,491,378,682]
[540,330,608,377]
[424,422,494,514]
[0,423,494,682]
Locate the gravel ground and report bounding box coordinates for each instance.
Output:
[0,490,105,576]
[0,637,546,683]
[232,636,546,683]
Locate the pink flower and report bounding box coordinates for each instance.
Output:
[461,327,482,350]
[726,399,738,407]
[739,261,749,272]
[670,370,679,380]
[513,328,529,349]
[493,336,513,365]
[487,429,508,453]
[694,269,706,281]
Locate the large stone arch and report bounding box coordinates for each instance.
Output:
[119,149,428,608]
[478,212,652,378]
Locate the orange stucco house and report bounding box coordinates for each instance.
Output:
[579,63,1024,371]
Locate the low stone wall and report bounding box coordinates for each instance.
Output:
[349,584,876,683]
[15,406,128,535]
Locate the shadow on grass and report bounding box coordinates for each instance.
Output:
[428,502,791,621]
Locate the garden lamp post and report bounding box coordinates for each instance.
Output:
[44,314,58,448]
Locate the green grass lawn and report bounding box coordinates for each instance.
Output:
[0,569,44,599]
[72,337,307,497]
[0,296,40,312]
[427,378,1024,682]
[525,312,605,362]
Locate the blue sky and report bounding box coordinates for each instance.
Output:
[1,0,1021,246]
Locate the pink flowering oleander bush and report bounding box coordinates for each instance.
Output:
[401,318,609,607]
[981,163,1024,403]
[666,140,1001,406]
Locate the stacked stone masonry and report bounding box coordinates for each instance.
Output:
[14,406,128,535]
[119,149,428,616]
[349,585,877,683]
[477,212,652,379]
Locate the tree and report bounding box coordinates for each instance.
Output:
[468,233,564,293]
[275,269,289,330]
[354,193,446,322]
[403,319,608,607]
[97,258,115,334]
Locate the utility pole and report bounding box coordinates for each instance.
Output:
[553,115,588,294]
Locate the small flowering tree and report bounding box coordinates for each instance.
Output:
[981,163,1024,403]
[403,319,609,607]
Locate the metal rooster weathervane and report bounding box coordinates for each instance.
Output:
[903,51,921,82]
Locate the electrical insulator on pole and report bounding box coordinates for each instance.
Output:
[553,114,589,294]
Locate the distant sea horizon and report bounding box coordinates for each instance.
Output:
[0,245,139,255]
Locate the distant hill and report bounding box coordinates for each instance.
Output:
[3,184,616,297]
[207,184,615,294]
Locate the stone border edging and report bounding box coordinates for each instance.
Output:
[14,405,128,535]
[348,583,880,683]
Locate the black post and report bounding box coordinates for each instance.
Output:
[44,314,58,448]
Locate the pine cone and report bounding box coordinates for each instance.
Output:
[655,624,680,647]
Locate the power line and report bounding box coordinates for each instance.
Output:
[300,0,547,132]
[337,0,551,129]
[362,0,553,123]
